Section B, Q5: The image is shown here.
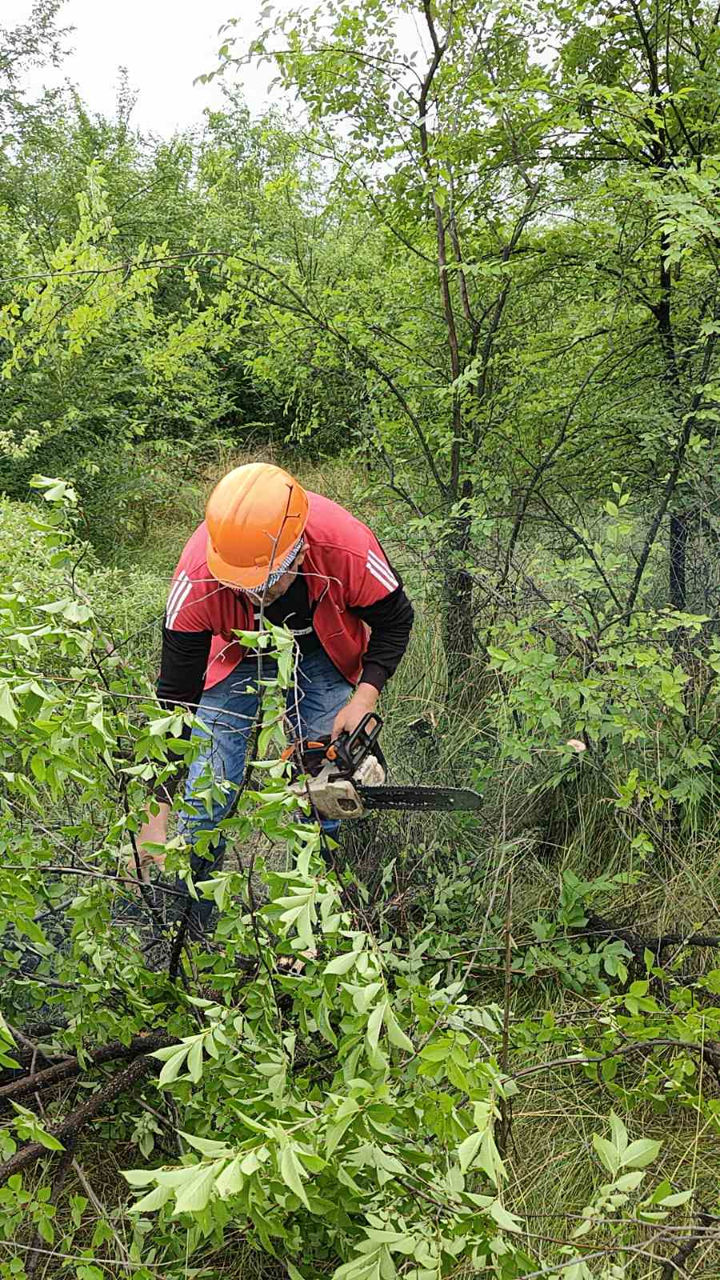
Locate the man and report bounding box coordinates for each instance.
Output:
[133,462,414,897]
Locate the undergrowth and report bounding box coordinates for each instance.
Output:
[0,464,720,1277]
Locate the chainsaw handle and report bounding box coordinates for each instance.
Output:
[327,712,383,774]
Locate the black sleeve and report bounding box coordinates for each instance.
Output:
[351,583,414,693]
[153,624,212,801]
[157,624,212,714]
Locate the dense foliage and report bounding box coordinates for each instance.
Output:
[2,1,720,1277]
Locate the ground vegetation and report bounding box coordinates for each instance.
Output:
[2,2,720,1277]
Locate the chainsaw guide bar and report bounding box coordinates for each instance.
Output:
[355,785,483,813]
[294,713,482,820]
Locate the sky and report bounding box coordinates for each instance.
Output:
[3,0,291,135]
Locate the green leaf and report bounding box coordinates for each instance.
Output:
[215,1156,244,1198]
[241,1149,264,1174]
[179,1131,232,1157]
[326,1120,354,1158]
[383,1003,414,1054]
[475,1128,505,1188]
[231,1110,268,1135]
[324,951,357,975]
[366,1000,386,1052]
[36,1130,64,1152]
[315,995,337,1047]
[173,1162,221,1214]
[186,1039,204,1083]
[129,1184,172,1214]
[657,1189,692,1208]
[158,1046,189,1086]
[458,1130,482,1174]
[419,1040,451,1064]
[333,1247,382,1280]
[489,1200,523,1232]
[614,1170,645,1192]
[0,682,18,729]
[571,1217,594,1240]
[280,1145,310,1208]
[150,1043,183,1062]
[11,1104,63,1151]
[37,1216,54,1244]
[592,1134,619,1176]
[352,981,383,1015]
[122,1169,158,1188]
[608,1111,628,1154]
[621,1138,661,1169]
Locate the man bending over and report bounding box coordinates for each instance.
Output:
[132,462,414,913]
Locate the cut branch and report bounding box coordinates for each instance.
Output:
[0,1032,175,1105]
[0,1055,158,1186]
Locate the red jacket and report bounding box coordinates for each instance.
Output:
[166,492,402,690]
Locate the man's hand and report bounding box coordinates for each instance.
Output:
[126,802,170,887]
[331,683,380,741]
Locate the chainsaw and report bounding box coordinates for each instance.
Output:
[287,713,482,820]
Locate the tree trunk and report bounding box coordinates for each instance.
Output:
[669,511,687,611]
[442,564,474,691]
[442,501,475,691]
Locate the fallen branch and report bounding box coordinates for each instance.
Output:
[0,1055,157,1185]
[584,913,720,957]
[0,1032,175,1105]
[512,1037,720,1083]
[660,1209,713,1280]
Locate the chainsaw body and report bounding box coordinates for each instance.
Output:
[301,752,387,819]
[289,714,482,820]
[290,713,385,819]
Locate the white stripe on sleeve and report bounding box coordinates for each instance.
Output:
[167,580,193,629]
[366,549,399,592]
[166,570,188,620]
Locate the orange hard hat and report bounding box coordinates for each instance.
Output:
[206,463,309,590]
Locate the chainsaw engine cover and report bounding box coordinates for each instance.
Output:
[291,751,387,820]
[303,766,366,819]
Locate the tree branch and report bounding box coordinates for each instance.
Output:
[0,1055,157,1186]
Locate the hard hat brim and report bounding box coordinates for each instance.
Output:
[206,538,289,591]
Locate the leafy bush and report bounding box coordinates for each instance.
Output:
[0,484,717,1279]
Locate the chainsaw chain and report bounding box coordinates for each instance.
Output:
[356,785,482,812]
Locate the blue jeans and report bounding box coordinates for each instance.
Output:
[178,648,351,930]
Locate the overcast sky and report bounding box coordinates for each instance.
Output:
[4,0,292,135]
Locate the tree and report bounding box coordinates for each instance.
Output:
[0,89,299,542]
[0,0,67,143]
[218,0,720,687]
[553,0,720,615]
[218,0,558,683]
